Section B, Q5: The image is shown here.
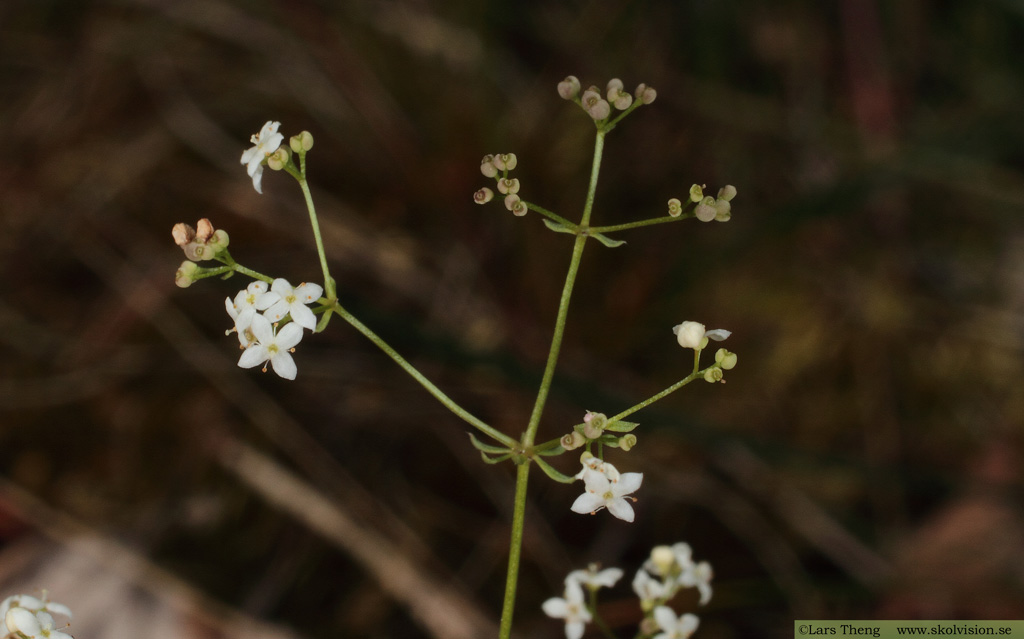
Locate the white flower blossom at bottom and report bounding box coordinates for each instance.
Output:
[541,579,591,639]
[652,607,699,639]
[237,314,304,380]
[5,608,73,639]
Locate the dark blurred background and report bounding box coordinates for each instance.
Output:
[2,1,1023,637]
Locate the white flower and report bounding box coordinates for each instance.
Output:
[237,314,304,380]
[567,564,624,590]
[257,278,323,331]
[225,281,269,346]
[542,579,591,639]
[652,607,699,639]
[240,121,284,194]
[5,608,73,639]
[679,560,713,605]
[571,462,643,522]
[0,593,71,624]
[672,321,730,350]
[574,452,620,484]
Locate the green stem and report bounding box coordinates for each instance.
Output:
[498,462,530,639]
[330,302,517,448]
[499,130,607,639]
[609,355,710,424]
[524,202,578,229]
[589,212,693,234]
[297,171,336,301]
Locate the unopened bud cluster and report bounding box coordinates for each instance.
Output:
[474,153,527,216]
[173,218,231,287]
[561,410,639,452]
[668,184,737,222]
[558,75,656,122]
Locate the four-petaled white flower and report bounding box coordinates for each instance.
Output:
[542,579,591,639]
[632,568,671,605]
[225,281,269,346]
[5,608,74,639]
[672,321,730,350]
[257,278,324,331]
[652,607,700,639]
[678,560,713,605]
[571,460,643,522]
[568,564,624,590]
[240,120,284,194]
[0,594,71,623]
[237,314,304,380]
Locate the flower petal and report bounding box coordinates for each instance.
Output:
[705,329,731,341]
[606,498,635,522]
[269,350,297,380]
[275,322,304,350]
[615,472,644,495]
[238,345,268,369]
[570,492,605,515]
[288,303,318,331]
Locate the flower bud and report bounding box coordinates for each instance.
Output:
[585,411,607,431]
[290,131,314,152]
[689,183,704,202]
[492,153,517,171]
[557,75,581,100]
[668,198,683,217]
[704,367,724,383]
[715,348,737,370]
[266,147,289,170]
[718,184,737,201]
[209,229,230,250]
[195,218,215,242]
[694,196,717,222]
[510,199,528,216]
[172,223,195,247]
[585,97,611,121]
[175,260,199,288]
[503,193,521,212]
[673,321,706,349]
[561,431,586,451]
[480,155,498,178]
[183,241,212,261]
[473,187,494,204]
[714,198,732,222]
[618,434,637,451]
[497,177,520,195]
[635,83,657,104]
[650,545,675,575]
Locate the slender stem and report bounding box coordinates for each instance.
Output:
[331,302,517,448]
[498,462,530,639]
[609,363,712,425]
[589,213,692,234]
[524,202,578,229]
[297,174,337,301]
[499,130,607,639]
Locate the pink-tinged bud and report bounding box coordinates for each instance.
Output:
[480,155,498,178]
[172,223,196,247]
[668,198,683,217]
[606,78,624,101]
[195,218,215,242]
[612,92,633,110]
[561,431,586,450]
[557,75,581,100]
[184,242,211,261]
[473,187,494,204]
[510,199,528,217]
[583,95,611,120]
[636,84,657,104]
[695,196,717,222]
[497,177,520,195]
[503,193,520,211]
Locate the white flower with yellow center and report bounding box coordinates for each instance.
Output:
[237,314,304,380]
[257,278,324,331]
[541,579,591,639]
[240,121,284,194]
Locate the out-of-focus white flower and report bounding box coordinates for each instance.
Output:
[4,608,73,639]
[632,569,671,608]
[0,593,71,624]
[567,564,624,590]
[240,121,284,194]
[679,560,714,605]
[237,314,304,380]
[652,607,700,639]
[542,579,591,639]
[571,463,643,522]
[672,321,730,350]
[257,278,323,331]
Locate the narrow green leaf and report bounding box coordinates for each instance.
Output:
[543,219,577,235]
[534,444,566,457]
[605,420,639,433]
[534,457,577,483]
[480,451,512,465]
[591,232,626,248]
[468,432,513,455]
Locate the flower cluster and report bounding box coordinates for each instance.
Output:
[543,542,712,639]
[1,593,73,639]
[571,452,643,523]
[672,321,737,383]
[558,76,657,121]
[226,278,323,380]
[172,218,232,288]
[667,184,736,222]
[474,153,526,216]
